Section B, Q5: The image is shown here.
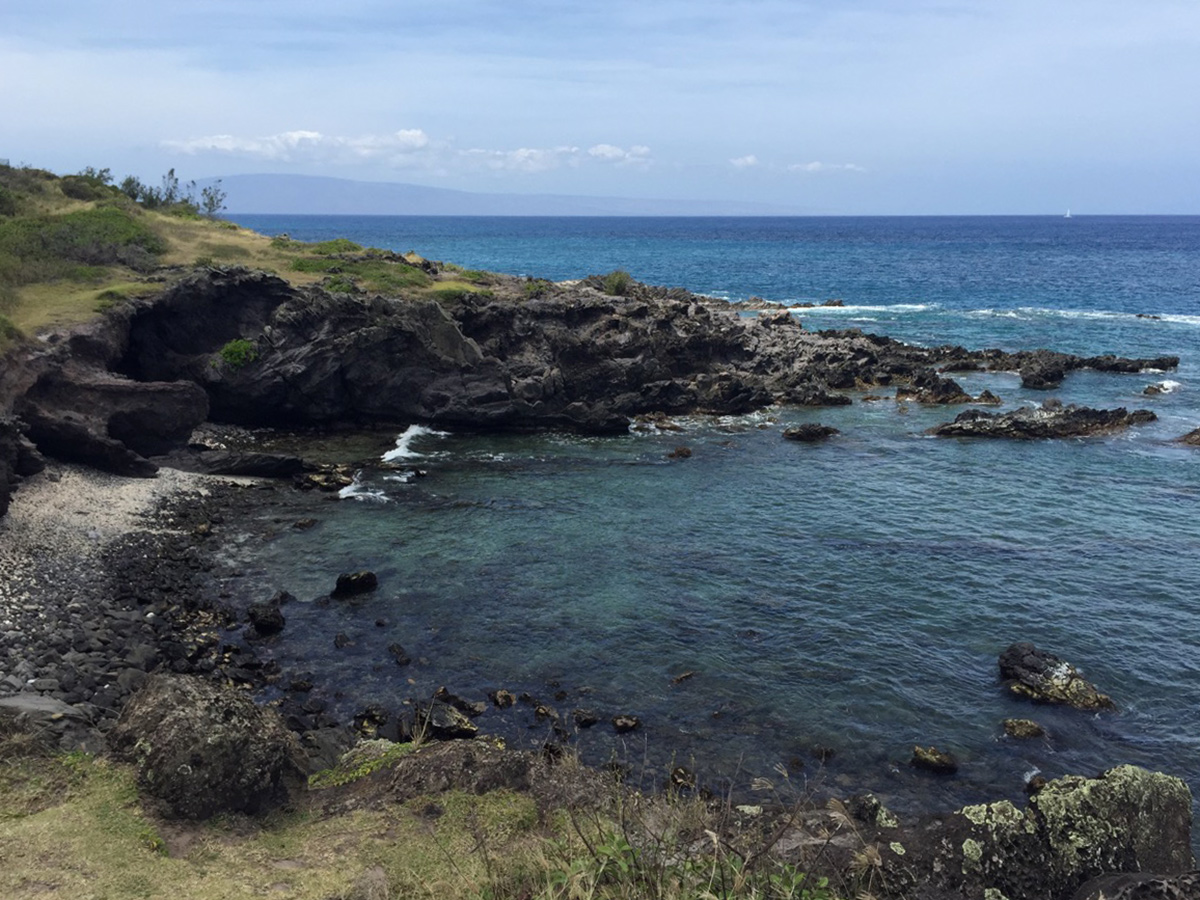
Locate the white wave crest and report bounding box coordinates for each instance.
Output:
[787,303,935,314]
[338,471,390,503]
[969,306,1200,327]
[382,424,450,462]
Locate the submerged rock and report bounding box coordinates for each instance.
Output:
[910,745,959,775]
[782,423,840,442]
[998,642,1116,710]
[1177,426,1200,446]
[1003,718,1046,739]
[931,402,1156,439]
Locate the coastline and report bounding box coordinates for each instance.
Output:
[0,463,260,743]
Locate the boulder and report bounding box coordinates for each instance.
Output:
[332,570,378,598]
[193,450,306,477]
[911,745,959,774]
[998,642,1115,710]
[1020,352,1071,389]
[782,424,840,442]
[418,700,478,740]
[931,403,1156,440]
[1003,718,1046,739]
[108,674,304,819]
[861,765,1195,900]
[1177,427,1200,446]
[247,591,290,637]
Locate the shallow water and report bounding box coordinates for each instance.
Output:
[223,215,1200,816]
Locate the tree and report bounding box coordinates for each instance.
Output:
[200,181,227,219]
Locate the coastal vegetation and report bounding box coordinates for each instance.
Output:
[0,722,839,900]
[0,162,508,343]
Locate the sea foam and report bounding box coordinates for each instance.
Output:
[382,424,449,462]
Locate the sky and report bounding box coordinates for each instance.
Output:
[2,0,1198,214]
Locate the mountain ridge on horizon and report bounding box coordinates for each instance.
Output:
[213,173,809,217]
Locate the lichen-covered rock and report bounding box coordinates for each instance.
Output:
[863,766,1194,900]
[911,745,959,774]
[108,674,304,819]
[1003,718,1046,739]
[999,642,1116,710]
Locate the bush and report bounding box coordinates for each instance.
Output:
[310,238,363,254]
[0,187,19,217]
[602,269,634,296]
[218,338,257,369]
[59,176,109,202]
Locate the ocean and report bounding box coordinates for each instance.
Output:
[227,214,1200,816]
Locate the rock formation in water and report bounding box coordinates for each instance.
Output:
[0,266,1180,497]
[931,401,1157,440]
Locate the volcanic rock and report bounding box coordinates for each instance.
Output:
[1003,718,1046,739]
[998,642,1115,710]
[911,745,959,774]
[108,674,304,819]
[332,570,378,598]
[931,403,1156,439]
[782,423,839,442]
[862,765,1194,900]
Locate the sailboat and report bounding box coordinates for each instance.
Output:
[1064,209,1072,218]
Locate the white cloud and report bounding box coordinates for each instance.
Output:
[163,129,433,164]
[465,145,581,173]
[161,129,652,176]
[788,161,866,173]
[730,155,759,169]
[588,144,652,166]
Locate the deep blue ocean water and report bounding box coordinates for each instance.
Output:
[228,215,1200,816]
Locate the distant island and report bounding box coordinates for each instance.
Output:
[211,172,810,216]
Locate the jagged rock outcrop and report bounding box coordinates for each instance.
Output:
[846,766,1194,900]
[1178,427,1200,446]
[999,642,1116,710]
[931,402,1157,439]
[0,415,44,518]
[108,674,304,819]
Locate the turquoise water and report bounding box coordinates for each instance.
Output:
[227,215,1200,814]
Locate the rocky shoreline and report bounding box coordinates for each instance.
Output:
[2,263,1199,898]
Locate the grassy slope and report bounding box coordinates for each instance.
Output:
[0,740,551,900]
[0,165,496,348]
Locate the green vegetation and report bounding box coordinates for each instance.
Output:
[289,254,433,294]
[0,718,848,900]
[602,269,635,296]
[218,338,258,369]
[309,237,363,254]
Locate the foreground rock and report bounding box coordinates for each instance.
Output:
[998,642,1116,710]
[108,674,304,819]
[931,402,1156,439]
[1178,426,1200,446]
[852,765,1194,900]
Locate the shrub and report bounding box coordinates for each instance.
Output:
[59,176,109,202]
[602,269,634,296]
[310,238,363,254]
[218,338,257,369]
[0,187,19,217]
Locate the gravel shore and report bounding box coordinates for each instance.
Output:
[0,464,245,747]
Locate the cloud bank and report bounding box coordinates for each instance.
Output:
[164,129,653,176]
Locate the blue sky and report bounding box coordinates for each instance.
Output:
[3,0,1198,213]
